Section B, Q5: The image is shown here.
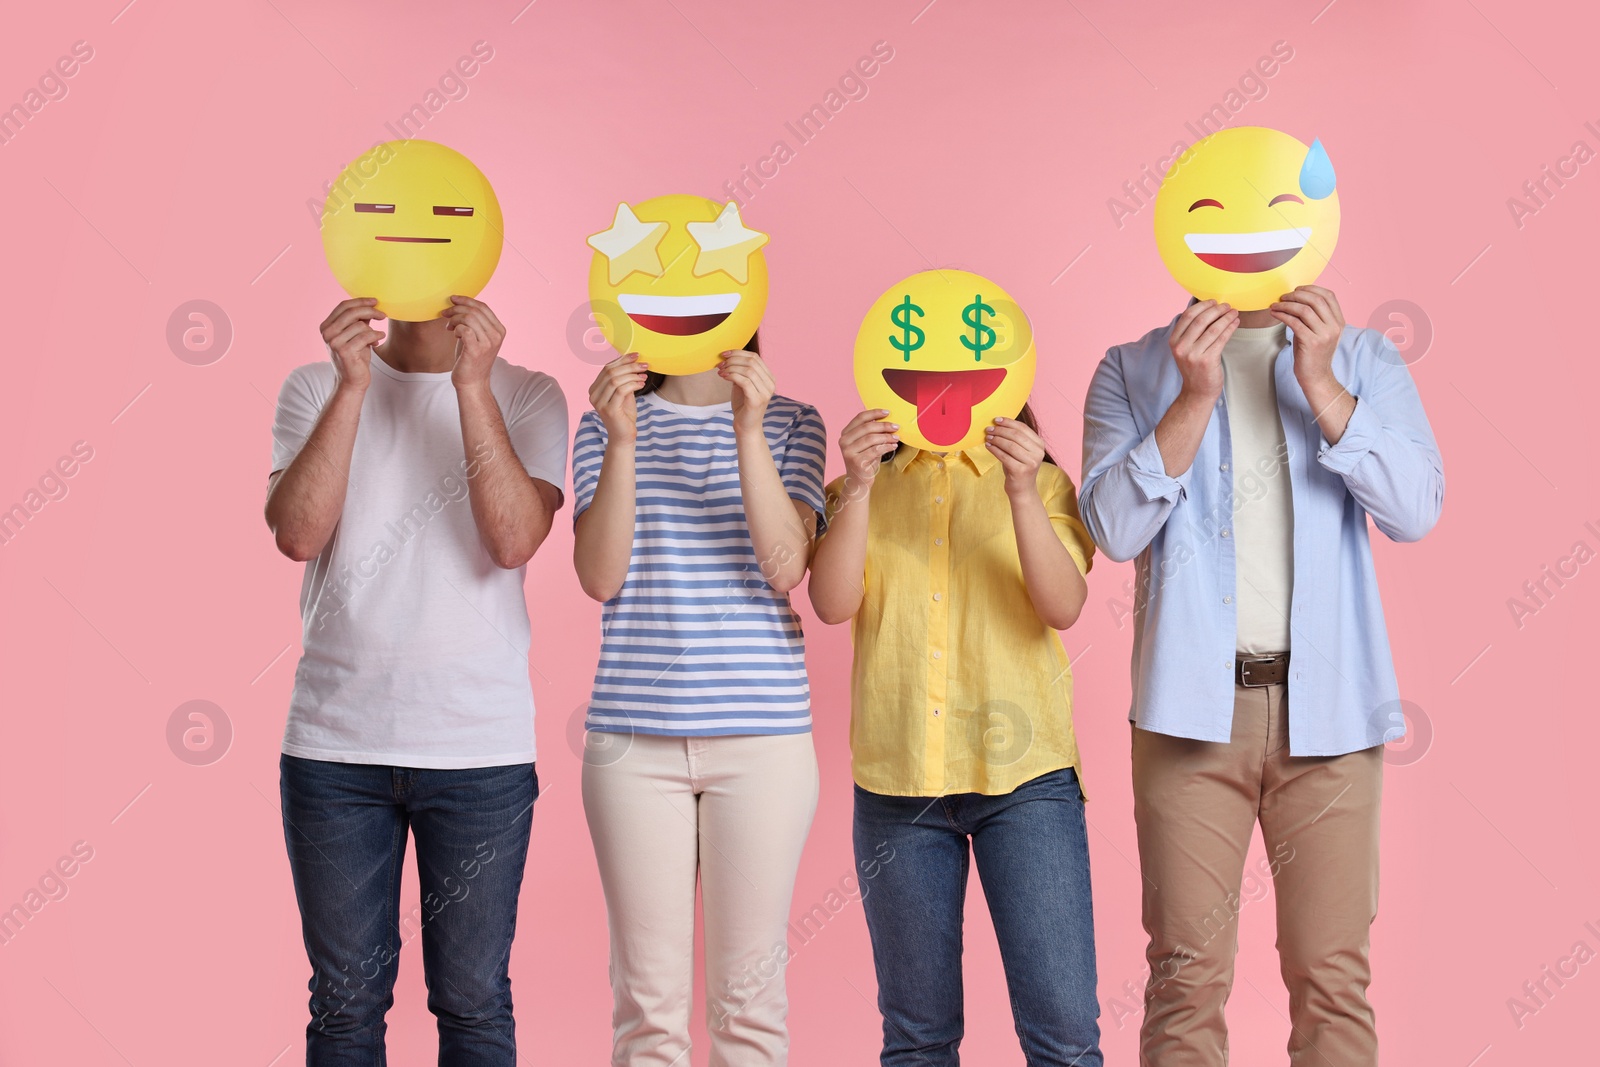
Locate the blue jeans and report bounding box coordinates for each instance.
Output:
[853,767,1102,1067]
[279,755,537,1066]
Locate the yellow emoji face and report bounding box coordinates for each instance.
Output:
[586,195,769,375]
[854,270,1035,452]
[321,140,503,322]
[1154,126,1340,311]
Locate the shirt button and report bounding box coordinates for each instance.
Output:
[934,496,944,504]
[1223,595,1233,605]
[1220,462,1230,471]
[933,708,942,716]
[934,537,944,546]
[1220,528,1232,538]
[937,460,945,469]
[932,651,942,660]
[932,592,943,602]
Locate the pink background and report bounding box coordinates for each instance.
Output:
[2,0,1596,1062]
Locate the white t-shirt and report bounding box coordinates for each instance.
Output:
[270,352,568,768]
[1220,323,1294,654]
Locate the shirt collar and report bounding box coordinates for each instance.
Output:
[892,445,999,475]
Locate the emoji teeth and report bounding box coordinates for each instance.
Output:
[616,293,741,316]
[618,292,742,337]
[1183,227,1312,255]
[1183,227,1312,274]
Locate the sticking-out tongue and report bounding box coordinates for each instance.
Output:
[884,369,1006,447]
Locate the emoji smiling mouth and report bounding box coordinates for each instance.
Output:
[1184,227,1312,273]
[883,367,1006,448]
[617,292,741,336]
[374,236,452,243]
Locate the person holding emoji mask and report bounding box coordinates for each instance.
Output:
[573,196,828,1067]
[1079,127,1444,1066]
[267,140,568,1065]
[809,269,1103,1066]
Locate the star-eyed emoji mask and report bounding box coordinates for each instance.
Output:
[586,195,769,375]
[321,140,504,322]
[1153,126,1340,311]
[854,269,1035,452]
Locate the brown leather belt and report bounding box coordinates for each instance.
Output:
[1236,652,1290,687]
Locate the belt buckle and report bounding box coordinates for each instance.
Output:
[1238,656,1278,688]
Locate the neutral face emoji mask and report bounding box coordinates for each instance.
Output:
[586,195,769,375]
[1153,126,1340,311]
[321,140,504,322]
[854,269,1035,452]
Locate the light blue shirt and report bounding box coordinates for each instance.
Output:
[1079,316,1444,756]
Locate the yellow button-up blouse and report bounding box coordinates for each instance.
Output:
[823,445,1095,797]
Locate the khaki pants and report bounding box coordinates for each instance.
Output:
[1132,683,1383,1066]
[582,732,818,1067]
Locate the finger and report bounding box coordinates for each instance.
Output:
[1192,308,1238,353]
[1273,289,1328,325]
[1270,300,1319,334]
[1305,287,1344,326]
[608,363,648,388]
[843,418,897,446]
[452,296,505,335]
[1173,298,1217,334]
[851,430,900,451]
[1177,300,1235,350]
[984,429,1041,463]
[331,321,381,351]
[1203,317,1240,359]
[452,309,494,341]
[1293,286,1339,329]
[323,305,385,339]
[321,298,380,332]
[337,330,383,357]
[988,416,1042,443]
[985,436,1035,467]
[591,379,622,412]
[983,423,1034,448]
[845,409,893,430]
[983,437,1025,467]
[719,366,757,391]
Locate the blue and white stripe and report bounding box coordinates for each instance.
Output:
[572,392,827,736]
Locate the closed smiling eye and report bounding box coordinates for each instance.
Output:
[1188,198,1224,211]
[1268,194,1304,206]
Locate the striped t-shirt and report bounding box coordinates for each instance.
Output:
[572,391,828,736]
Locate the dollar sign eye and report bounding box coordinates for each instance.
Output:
[969,299,1031,367]
[960,295,997,362]
[887,295,925,362]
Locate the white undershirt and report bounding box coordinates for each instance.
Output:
[1221,324,1294,654]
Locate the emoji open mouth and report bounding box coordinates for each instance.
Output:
[617,293,741,336]
[883,367,1006,448]
[1184,227,1312,273]
[374,236,452,243]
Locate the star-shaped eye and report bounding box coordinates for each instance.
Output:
[587,203,670,285]
[686,202,768,284]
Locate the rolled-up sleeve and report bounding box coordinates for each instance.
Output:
[1317,334,1444,543]
[1078,347,1191,562]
